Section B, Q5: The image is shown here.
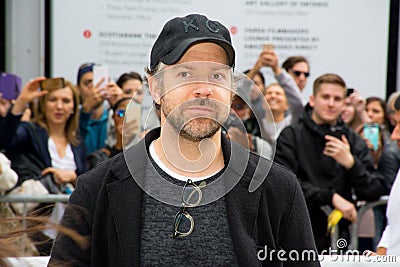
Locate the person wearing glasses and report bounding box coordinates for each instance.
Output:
[274,74,388,253]
[282,56,310,92]
[88,97,140,169]
[50,14,319,266]
[105,72,144,151]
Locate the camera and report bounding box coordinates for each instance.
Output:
[222,114,247,134]
[328,126,344,139]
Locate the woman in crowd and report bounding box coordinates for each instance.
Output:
[0,76,87,254]
[366,96,390,142]
[117,71,144,103]
[341,90,370,134]
[261,83,303,143]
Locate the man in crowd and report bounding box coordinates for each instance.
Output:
[282,55,310,92]
[274,73,388,252]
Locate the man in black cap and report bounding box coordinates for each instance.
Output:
[50,14,319,266]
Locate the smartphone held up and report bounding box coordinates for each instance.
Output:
[363,123,380,151]
[93,65,110,97]
[0,72,22,100]
[40,77,65,91]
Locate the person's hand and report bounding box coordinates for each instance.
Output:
[349,91,366,114]
[122,118,140,147]
[12,76,48,115]
[82,79,106,113]
[332,193,357,222]
[323,134,355,169]
[104,82,123,107]
[21,107,32,122]
[41,167,77,184]
[258,50,282,75]
[227,127,252,150]
[375,247,387,255]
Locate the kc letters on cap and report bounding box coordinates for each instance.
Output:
[150,14,235,71]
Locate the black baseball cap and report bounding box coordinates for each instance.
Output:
[149,14,235,72]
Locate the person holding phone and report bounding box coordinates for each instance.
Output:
[105,71,144,150]
[0,77,88,254]
[88,97,141,169]
[76,63,123,154]
[274,73,388,252]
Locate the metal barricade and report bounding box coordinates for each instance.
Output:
[321,196,389,252]
[349,196,389,250]
[0,194,70,225]
[0,194,70,254]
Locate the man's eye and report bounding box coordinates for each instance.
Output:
[178,72,191,78]
[210,73,224,80]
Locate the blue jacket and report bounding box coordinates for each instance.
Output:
[0,112,88,176]
[79,106,108,154]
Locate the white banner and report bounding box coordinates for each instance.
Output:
[51,0,390,101]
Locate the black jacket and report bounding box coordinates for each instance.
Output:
[274,105,388,251]
[275,104,388,209]
[50,128,320,266]
[378,140,400,189]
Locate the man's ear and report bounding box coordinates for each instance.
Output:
[148,75,161,106]
[309,95,314,107]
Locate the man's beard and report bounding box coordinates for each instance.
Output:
[161,98,228,142]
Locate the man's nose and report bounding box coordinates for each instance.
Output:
[193,85,213,97]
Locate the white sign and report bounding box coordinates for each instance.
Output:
[51,0,390,101]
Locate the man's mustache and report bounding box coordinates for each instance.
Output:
[180,98,217,110]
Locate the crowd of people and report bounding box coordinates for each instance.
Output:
[0,13,399,266]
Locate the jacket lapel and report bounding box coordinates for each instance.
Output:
[224,140,264,266]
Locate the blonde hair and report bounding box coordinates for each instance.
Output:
[33,80,80,146]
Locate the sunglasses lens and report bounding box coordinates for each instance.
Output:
[232,103,245,110]
[293,71,310,78]
[117,110,125,118]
